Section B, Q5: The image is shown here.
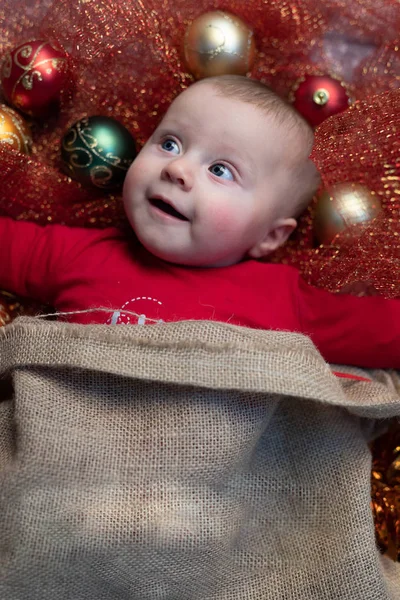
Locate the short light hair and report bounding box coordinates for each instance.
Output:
[194,75,321,217]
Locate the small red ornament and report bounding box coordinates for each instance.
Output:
[290,75,351,128]
[0,40,69,117]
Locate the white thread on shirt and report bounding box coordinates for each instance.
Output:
[35,308,164,324]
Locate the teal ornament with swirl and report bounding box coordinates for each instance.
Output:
[61,116,137,189]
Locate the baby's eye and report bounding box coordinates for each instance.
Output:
[209,163,234,181]
[161,138,180,155]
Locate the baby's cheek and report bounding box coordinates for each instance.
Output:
[127,155,145,183]
[207,204,248,236]
[123,161,139,194]
[127,149,155,182]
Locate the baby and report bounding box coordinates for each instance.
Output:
[123,75,319,267]
[0,74,399,368]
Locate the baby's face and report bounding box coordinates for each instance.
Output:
[123,83,296,267]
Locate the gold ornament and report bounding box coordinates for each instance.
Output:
[0,104,31,154]
[313,182,382,245]
[183,11,256,80]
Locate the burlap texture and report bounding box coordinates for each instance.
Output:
[0,317,399,599]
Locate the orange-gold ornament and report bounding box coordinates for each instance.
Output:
[0,40,69,117]
[0,104,31,154]
[313,182,382,246]
[0,301,11,327]
[183,11,256,80]
[290,74,351,128]
[371,421,400,561]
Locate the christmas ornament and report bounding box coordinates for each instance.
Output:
[0,300,11,327]
[61,116,137,189]
[0,290,40,325]
[0,104,31,154]
[0,40,69,117]
[290,75,351,128]
[183,11,256,79]
[371,422,400,561]
[313,182,382,245]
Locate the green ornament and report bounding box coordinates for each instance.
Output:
[61,116,137,189]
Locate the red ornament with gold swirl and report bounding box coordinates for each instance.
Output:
[0,40,70,117]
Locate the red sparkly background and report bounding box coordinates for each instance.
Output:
[0,0,399,560]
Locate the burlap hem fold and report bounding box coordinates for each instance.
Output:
[0,317,399,418]
[0,317,399,600]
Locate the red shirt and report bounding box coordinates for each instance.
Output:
[1,217,399,368]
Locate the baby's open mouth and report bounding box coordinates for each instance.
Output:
[149,198,189,221]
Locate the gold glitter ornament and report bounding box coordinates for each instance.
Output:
[0,104,31,154]
[313,182,382,246]
[183,11,256,79]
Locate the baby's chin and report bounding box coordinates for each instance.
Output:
[142,244,207,267]
[128,216,245,267]
[139,239,244,268]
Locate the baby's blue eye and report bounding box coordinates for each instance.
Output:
[161,138,180,154]
[209,163,234,181]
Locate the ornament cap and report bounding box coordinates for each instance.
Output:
[313,88,330,106]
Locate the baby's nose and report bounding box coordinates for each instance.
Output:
[162,159,193,190]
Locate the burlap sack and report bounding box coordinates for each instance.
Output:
[0,317,399,600]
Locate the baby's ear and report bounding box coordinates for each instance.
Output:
[247,218,297,259]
